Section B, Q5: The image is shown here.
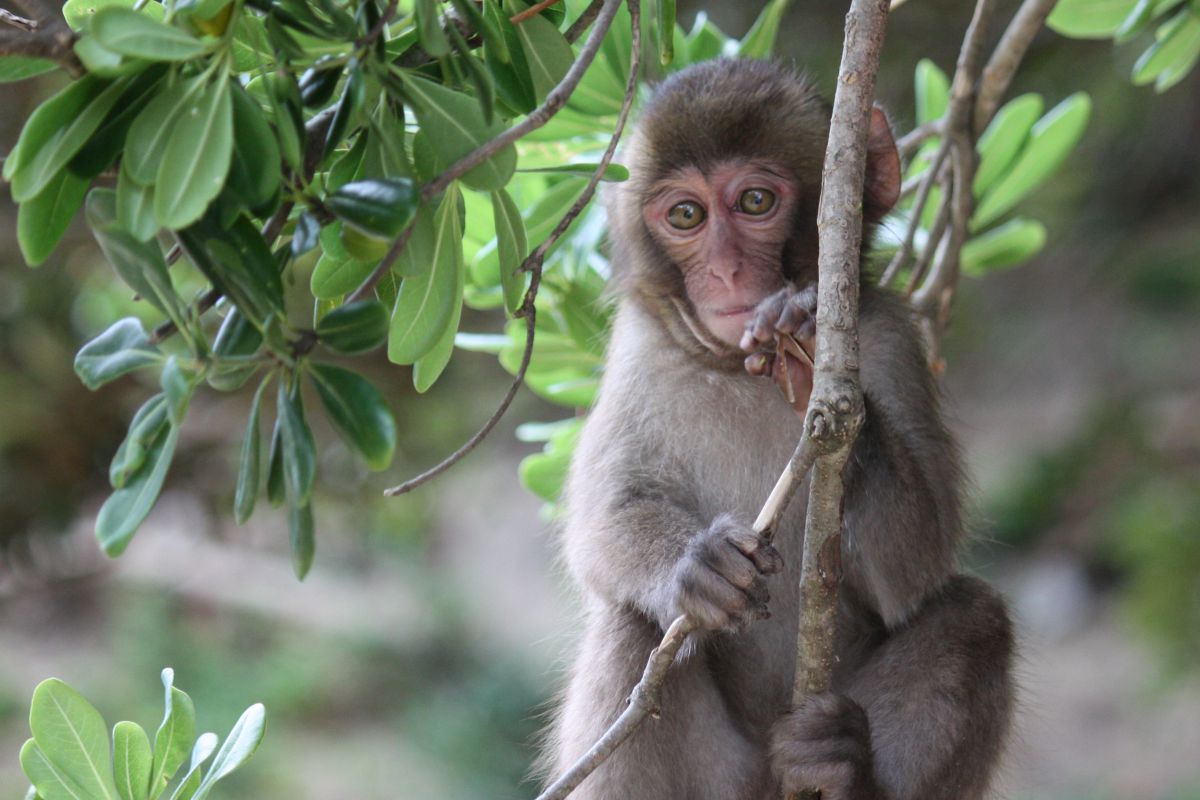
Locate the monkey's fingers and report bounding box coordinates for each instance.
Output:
[727,531,785,575]
[745,351,775,377]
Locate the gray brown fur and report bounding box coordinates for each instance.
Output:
[543,59,1014,800]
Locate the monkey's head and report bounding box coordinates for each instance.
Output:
[609,58,900,360]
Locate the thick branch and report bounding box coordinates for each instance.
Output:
[0,26,82,74]
[790,0,890,719]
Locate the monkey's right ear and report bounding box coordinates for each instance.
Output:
[863,106,901,222]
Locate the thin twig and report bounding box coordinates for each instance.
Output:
[346,222,415,304]
[383,0,640,498]
[0,9,37,30]
[903,192,949,296]
[974,0,1058,132]
[565,0,605,43]
[878,138,948,287]
[509,0,561,25]
[358,0,398,48]
[895,118,940,158]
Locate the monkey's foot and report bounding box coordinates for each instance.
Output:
[770,693,881,800]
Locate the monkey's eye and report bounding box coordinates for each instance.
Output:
[738,188,776,215]
[667,201,706,230]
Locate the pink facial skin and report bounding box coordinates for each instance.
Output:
[642,161,797,347]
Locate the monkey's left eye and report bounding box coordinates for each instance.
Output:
[738,188,776,215]
[667,201,706,230]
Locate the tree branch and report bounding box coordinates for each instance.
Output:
[974,0,1058,132]
[0,26,83,74]
[382,0,639,498]
[0,9,37,31]
[565,0,605,44]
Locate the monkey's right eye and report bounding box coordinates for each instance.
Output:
[667,201,706,230]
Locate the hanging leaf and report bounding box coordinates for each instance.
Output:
[233,377,269,524]
[415,0,450,57]
[178,214,285,326]
[5,75,103,181]
[509,0,574,102]
[117,166,158,242]
[91,7,209,60]
[388,185,464,364]
[0,56,57,82]
[491,187,528,314]
[411,280,462,392]
[309,364,397,470]
[484,0,535,113]
[17,168,89,267]
[154,76,233,229]
[124,76,207,185]
[287,501,315,580]
[277,380,316,506]
[74,318,162,390]
[110,393,170,489]
[315,299,389,353]
[160,356,197,425]
[227,82,282,211]
[95,422,178,556]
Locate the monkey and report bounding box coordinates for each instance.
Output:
[541,59,1014,800]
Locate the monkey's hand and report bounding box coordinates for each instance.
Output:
[770,693,884,800]
[668,513,783,632]
[741,284,816,414]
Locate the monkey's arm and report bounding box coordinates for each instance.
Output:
[840,286,964,627]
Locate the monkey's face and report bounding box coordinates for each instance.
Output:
[641,160,798,346]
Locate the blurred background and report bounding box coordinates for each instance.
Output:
[1,0,1199,797]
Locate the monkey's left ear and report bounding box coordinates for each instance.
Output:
[863,106,901,222]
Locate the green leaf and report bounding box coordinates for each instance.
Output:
[227,82,281,211]
[451,0,505,60]
[4,75,101,182]
[328,178,419,239]
[189,704,266,800]
[21,739,90,800]
[1132,9,1200,89]
[961,217,1047,275]
[491,188,528,314]
[178,214,285,326]
[656,0,676,64]
[209,307,263,393]
[0,56,57,82]
[9,76,127,202]
[166,734,216,800]
[233,377,268,524]
[310,252,375,300]
[322,64,363,163]
[266,417,285,508]
[683,11,730,64]
[149,671,194,800]
[415,0,450,57]
[974,94,1043,197]
[315,299,389,354]
[402,74,517,192]
[29,679,119,800]
[510,0,574,102]
[287,502,315,580]
[154,77,233,229]
[91,7,208,60]
[117,166,158,242]
[309,364,396,470]
[291,213,320,258]
[388,185,464,364]
[412,279,462,392]
[124,77,206,185]
[277,381,316,506]
[74,318,162,390]
[110,393,170,489]
[974,92,1091,228]
[518,417,582,502]
[160,356,196,426]
[71,64,168,179]
[737,0,789,59]
[914,58,949,125]
[86,190,187,327]
[17,168,89,267]
[395,202,436,278]
[1048,0,1141,38]
[484,0,535,113]
[113,721,152,800]
[518,162,629,181]
[95,423,178,555]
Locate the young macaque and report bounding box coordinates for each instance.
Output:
[542,59,1014,800]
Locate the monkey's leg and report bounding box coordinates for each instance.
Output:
[843,575,1014,800]
[549,607,766,800]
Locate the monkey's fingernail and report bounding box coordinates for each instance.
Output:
[739,331,756,351]
[745,353,770,375]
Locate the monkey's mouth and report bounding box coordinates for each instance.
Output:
[712,305,757,318]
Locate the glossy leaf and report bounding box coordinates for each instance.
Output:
[287,501,315,580]
[91,7,208,60]
[188,704,266,800]
[179,214,285,326]
[328,178,419,239]
[974,94,1043,196]
[315,299,389,353]
[389,186,464,364]
[232,377,268,524]
[9,76,127,201]
[310,364,396,470]
[74,318,162,390]
[510,0,573,102]
[113,721,152,800]
[402,74,516,192]
[737,0,788,59]
[110,393,170,489]
[484,0,535,113]
[277,381,315,506]
[154,77,233,229]
[17,168,89,266]
[961,218,1047,275]
[95,422,178,555]
[974,93,1091,228]
[323,65,363,163]
[149,670,195,800]
[291,213,320,258]
[491,188,528,314]
[28,678,119,800]
[1048,0,1141,38]
[228,82,281,211]
[266,418,285,508]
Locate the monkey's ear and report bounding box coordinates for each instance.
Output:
[863,106,901,222]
